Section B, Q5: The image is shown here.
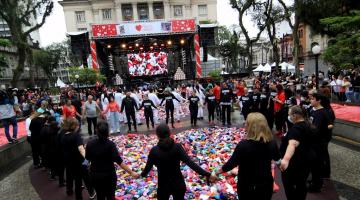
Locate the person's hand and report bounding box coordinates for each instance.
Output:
[208,174,220,183]
[279,159,289,172]
[131,172,140,179]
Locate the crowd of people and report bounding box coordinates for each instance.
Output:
[0,70,344,200]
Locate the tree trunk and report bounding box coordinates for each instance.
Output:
[293,3,301,76]
[11,45,26,87]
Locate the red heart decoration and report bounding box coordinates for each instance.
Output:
[135,24,142,31]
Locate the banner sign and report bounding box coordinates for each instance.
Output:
[92,19,196,38]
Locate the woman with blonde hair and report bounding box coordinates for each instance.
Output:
[215,112,281,200]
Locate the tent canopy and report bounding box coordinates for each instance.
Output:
[252,64,264,72]
[263,63,272,72]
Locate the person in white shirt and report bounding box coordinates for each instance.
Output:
[148,88,161,124]
[114,88,125,123]
[172,88,186,122]
[195,85,205,120]
[130,89,142,125]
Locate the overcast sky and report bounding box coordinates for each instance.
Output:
[39,0,292,47]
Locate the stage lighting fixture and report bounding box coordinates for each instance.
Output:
[161,43,165,47]
[140,47,144,50]
[129,46,133,49]
[180,39,185,44]
[135,43,139,47]
[121,44,126,48]
[167,40,172,45]
[150,46,154,50]
[107,45,111,48]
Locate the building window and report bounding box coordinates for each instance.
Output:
[137,3,149,20]
[75,11,86,23]
[174,5,183,17]
[102,9,112,20]
[122,4,133,21]
[153,2,164,19]
[198,5,207,16]
[77,28,87,32]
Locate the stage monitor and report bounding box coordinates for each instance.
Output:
[127,52,168,76]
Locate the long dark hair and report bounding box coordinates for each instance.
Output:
[156,123,174,150]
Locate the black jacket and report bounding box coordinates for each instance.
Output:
[121,96,138,113]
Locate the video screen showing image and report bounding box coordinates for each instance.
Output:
[127,52,168,76]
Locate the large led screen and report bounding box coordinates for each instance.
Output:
[127,52,168,76]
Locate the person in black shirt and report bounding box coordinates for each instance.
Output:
[56,127,66,187]
[29,113,47,168]
[284,88,297,131]
[86,120,139,200]
[259,87,274,129]
[204,89,217,125]
[141,123,217,200]
[220,82,234,126]
[308,93,331,192]
[280,106,316,200]
[121,92,138,132]
[61,118,94,199]
[188,91,200,126]
[319,95,335,179]
[71,93,83,129]
[215,112,281,200]
[251,88,261,113]
[160,88,180,128]
[239,88,253,120]
[138,94,157,129]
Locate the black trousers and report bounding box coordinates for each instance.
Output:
[29,137,41,166]
[221,105,231,125]
[90,172,116,200]
[310,143,327,189]
[190,107,198,125]
[208,106,215,122]
[275,110,285,132]
[242,109,250,121]
[237,181,273,200]
[282,167,310,200]
[125,112,137,131]
[157,188,185,200]
[86,117,97,136]
[56,161,65,185]
[66,164,93,200]
[165,107,175,125]
[145,111,154,128]
[215,101,221,119]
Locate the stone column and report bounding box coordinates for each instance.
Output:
[132,2,138,21]
[114,1,122,22]
[164,2,171,19]
[148,2,154,20]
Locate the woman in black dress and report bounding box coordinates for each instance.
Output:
[279,105,316,200]
[215,112,281,200]
[140,123,217,200]
[86,120,139,200]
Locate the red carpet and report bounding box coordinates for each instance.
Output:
[331,103,360,123]
[0,121,27,147]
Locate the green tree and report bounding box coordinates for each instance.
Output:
[0,0,53,87]
[320,10,360,73]
[208,69,222,82]
[68,67,106,86]
[33,49,55,80]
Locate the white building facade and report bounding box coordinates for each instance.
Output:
[60,0,217,33]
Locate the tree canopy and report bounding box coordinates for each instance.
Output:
[321,10,360,72]
[0,0,53,87]
[67,67,106,86]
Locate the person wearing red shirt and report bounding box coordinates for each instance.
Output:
[274,84,286,136]
[236,81,245,97]
[213,83,221,120]
[63,99,80,120]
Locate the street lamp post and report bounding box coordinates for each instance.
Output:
[311,44,321,89]
[74,74,79,89]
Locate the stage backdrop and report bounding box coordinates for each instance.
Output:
[127,52,168,76]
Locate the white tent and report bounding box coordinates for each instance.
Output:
[220,70,229,75]
[253,64,264,72]
[263,63,272,72]
[281,63,295,72]
[271,62,276,67]
[56,78,67,88]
